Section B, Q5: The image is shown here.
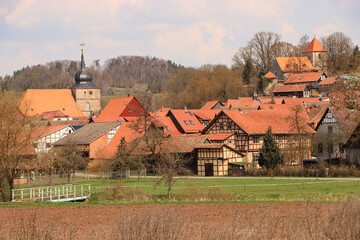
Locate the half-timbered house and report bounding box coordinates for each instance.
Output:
[31,124,75,153]
[202,110,316,166]
[313,107,360,161]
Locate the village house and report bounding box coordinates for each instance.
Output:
[31,124,75,153]
[201,109,316,165]
[166,109,205,134]
[283,72,327,96]
[54,122,121,158]
[273,84,310,98]
[343,121,360,165]
[313,107,360,161]
[94,96,147,122]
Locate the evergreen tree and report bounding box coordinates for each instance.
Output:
[243,59,253,85]
[258,126,283,169]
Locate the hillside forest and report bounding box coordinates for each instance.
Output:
[1,31,359,110]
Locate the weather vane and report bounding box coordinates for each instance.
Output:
[80,42,86,51]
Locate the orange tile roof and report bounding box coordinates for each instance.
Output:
[282,97,323,105]
[92,117,123,123]
[203,132,235,141]
[319,77,337,85]
[154,116,182,135]
[276,57,318,73]
[191,109,221,120]
[99,96,146,118]
[167,109,204,133]
[273,84,308,93]
[265,71,277,78]
[19,89,85,119]
[284,72,324,84]
[258,97,284,104]
[304,38,326,53]
[91,122,141,159]
[39,110,69,121]
[221,110,316,135]
[225,97,261,107]
[200,100,223,110]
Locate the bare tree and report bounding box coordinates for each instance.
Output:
[53,143,86,183]
[155,152,190,200]
[321,32,353,74]
[36,151,57,185]
[250,32,281,71]
[0,91,36,201]
[285,105,313,168]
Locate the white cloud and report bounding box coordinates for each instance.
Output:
[152,21,234,66]
[0,6,8,16]
[226,0,298,17]
[5,0,40,27]
[313,24,339,37]
[281,22,298,43]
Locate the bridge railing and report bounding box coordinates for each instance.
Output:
[11,184,91,202]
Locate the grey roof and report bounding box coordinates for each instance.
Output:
[54,122,121,145]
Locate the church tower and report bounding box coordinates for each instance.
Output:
[303,37,327,73]
[70,49,101,117]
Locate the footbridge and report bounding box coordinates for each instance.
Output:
[11,184,91,202]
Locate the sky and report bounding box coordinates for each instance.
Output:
[0,0,359,77]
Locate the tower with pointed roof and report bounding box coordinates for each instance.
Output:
[303,37,327,73]
[70,49,101,117]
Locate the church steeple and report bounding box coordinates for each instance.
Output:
[70,48,99,89]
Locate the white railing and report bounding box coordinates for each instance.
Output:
[11,184,91,202]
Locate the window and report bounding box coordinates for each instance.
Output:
[298,76,303,80]
[32,143,38,148]
[89,91,93,95]
[319,54,321,60]
[189,120,195,125]
[46,143,51,148]
[69,130,72,134]
[203,120,209,126]
[302,64,306,68]
[189,111,193,116]
[219,122,224,130]
[318,143,323,154]
[328,126,333,133]
[128,108,131,112]
[227,122,232,129]
[86,103,90,110]
[253,154,260,163]
[184,120,189,125]
[253,136,259,144]
[165,126,170,131]
[279,135,283,143]
[286,64,290,68]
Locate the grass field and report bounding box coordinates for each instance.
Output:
[3,176,360,207]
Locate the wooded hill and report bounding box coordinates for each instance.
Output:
[0,56,181,95]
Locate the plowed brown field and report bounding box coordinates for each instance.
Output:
[0,203,336,239]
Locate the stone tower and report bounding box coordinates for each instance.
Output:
[303,37,327,73]
[70,49,101,117]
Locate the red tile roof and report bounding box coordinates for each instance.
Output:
[224,98,261,107]
[284,72,324,84]
[153,116,182,135]
[265,71,277,78]
[201,100,223,110]
[167,109,205,133]
[258,97,284,104]
[203,132,234,141]
[91,122,141,159]
[191,109,221,120]
[19,89,85,119]
[319,77,337,86]
[304,38,326,53]
[273,84,308,93]
[92,117,124,123]
[276,57,318,73]
[99,96,146,118]
[39,110,69,121]
[221,110,316,135]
